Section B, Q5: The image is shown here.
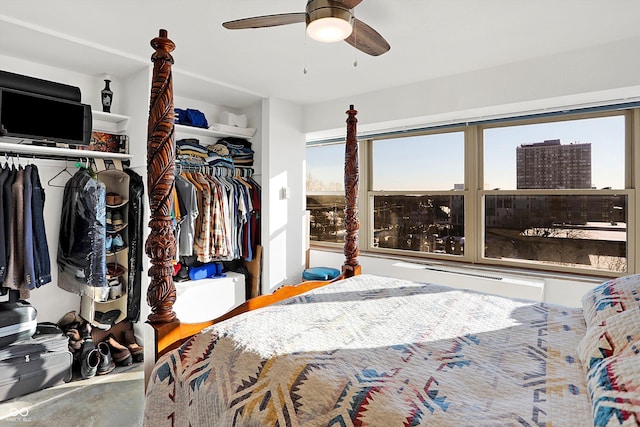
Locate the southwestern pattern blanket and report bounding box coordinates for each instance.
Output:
[143,274,592,426]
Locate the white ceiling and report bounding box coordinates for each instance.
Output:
[2,0,640,107]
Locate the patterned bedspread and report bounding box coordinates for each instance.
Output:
[144,274,592,426]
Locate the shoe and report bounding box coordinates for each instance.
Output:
[105,235,113,252]
[68,339,83,352]
[112,211,123,226]
[105,210,112,225]
[94,309,121,326]
[80,348,100,379]
[58,311,82,328]
[109,282,123,300]
[81,322,92,340]
[65,328,80,341]
[79,327,97,379]
[122,329,144,362]
[97,342,115,375]
[112,234,125,251]
[107,263,125,278]
[106,192,122,206]
[107,336,133,366]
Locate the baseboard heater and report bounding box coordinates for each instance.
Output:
[393,261,545,302]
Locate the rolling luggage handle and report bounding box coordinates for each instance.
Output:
[0,301,38,348]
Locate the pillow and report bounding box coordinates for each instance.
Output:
[577,307,640,371]
[586,339,640,426]
[582,274,640,328]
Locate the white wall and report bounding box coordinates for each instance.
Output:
[261,98,306,293]
[302,36,640,140]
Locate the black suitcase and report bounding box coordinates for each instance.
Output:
[0,323,72,402]
[0,301,38,348]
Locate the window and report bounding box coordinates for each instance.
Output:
[306,108,635,275]
[306,143,346,243]
[371,131,465,255]
[482,114,628,272]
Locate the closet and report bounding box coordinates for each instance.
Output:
[169,122,262,323]
[1,24,306,348]
[0,110,136,326]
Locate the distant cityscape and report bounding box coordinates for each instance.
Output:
[516,139,591,189]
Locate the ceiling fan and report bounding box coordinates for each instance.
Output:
[222,0,390,56]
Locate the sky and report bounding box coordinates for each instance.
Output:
[307,114,626,192]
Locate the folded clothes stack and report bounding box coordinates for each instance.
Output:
[176,138,208,163]
[175,108,208,129]
[207,137,254,167]
[205,153,235,170]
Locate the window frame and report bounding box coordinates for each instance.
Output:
[306,106,639,278]
[475,110,634,275]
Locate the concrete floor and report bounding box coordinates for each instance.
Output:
[0,362,144,427]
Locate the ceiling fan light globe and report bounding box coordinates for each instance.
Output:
[307,17,353,42]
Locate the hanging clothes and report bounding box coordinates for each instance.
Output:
[29,164,52,288]
[5,167,27,299]
[124,168,144,322]
[0,164,12,286]
[175,174,198,258]
[174,164,261,263]
[57,168,107,298]
[0,161,52,297]
[22,165,37,290]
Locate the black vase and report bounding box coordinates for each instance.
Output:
[101,79,113,113]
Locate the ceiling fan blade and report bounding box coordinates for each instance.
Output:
[222,13,306,30]
[334,0,364,8]
[344,18,390,56]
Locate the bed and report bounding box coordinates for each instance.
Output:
[143,30,640,426]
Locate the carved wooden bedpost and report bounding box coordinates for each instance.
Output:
[343,105,361,277]
[146,29,177,323]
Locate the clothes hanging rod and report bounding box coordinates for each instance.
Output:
[0,140,133,161]
[0,150,131,166]
[1,150,87,164]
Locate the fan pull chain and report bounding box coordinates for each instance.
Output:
[353,15,358,67]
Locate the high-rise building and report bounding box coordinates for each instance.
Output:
[516,139,591,189]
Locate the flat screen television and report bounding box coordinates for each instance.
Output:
[0,87,92,145]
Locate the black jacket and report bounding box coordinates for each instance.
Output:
[57,168,107,295]
[124,168,144,321]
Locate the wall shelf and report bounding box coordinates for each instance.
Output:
[0,139,133,160]
[175,123,253,141]
[92,110,130,134]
